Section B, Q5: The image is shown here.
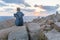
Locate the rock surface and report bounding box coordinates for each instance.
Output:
[0,26,17,39]
[0,26,28,40]
[0,13,60,40]
[26,23,47,40]
[44,29,60,40]
[8,26,28,40]
[54,22,60,32]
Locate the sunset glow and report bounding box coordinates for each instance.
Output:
[0,0,60,16]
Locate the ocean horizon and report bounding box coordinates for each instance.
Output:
[0,16,42,22]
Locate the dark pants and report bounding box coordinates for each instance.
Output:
[15,18,23,26]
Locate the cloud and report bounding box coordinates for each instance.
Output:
[2,0,24,4]
[0,1,25,15]
[25,0,60,6]
[0,0,55,16]
[0,0,8,6]
[2,0,31,7]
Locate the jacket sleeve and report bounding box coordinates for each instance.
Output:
[14,14,18,17]
[21,12,24,16]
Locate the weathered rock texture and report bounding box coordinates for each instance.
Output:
[8,26,28,40]
[51,22,60,32]
[26,23,48,40]
[0,13,60,40]
[0,26,18,39]
[44,29,60,40]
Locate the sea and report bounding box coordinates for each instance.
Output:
[0,16,41,22]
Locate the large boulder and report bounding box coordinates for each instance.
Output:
[49,22,60,32]
[26,23,48,40]
[54,22,60,32]
[0,26,18,40]
[40,20,53,32]
[40,24,52,32]
[8,26,28,40]
[46,20,54,25]
[44,29,60,40]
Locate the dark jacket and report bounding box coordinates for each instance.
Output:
[14,12,24,26]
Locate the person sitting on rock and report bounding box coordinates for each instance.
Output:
[14,7,24,26]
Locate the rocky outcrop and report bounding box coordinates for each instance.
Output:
[8,26,28,40]
[26,23,40,40]
[0,26,28,40]
[0,13,60,40]
[0,26,18,40]
[25,23,48,40]
[53,22,60,32]
[32,13,60,30]
[44,29,60,40]
[32,13,60,23]
[0,19,15,30]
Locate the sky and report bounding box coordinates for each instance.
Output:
[25,0,60,6]
[1,0,60,6]
[0,0,60,16]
